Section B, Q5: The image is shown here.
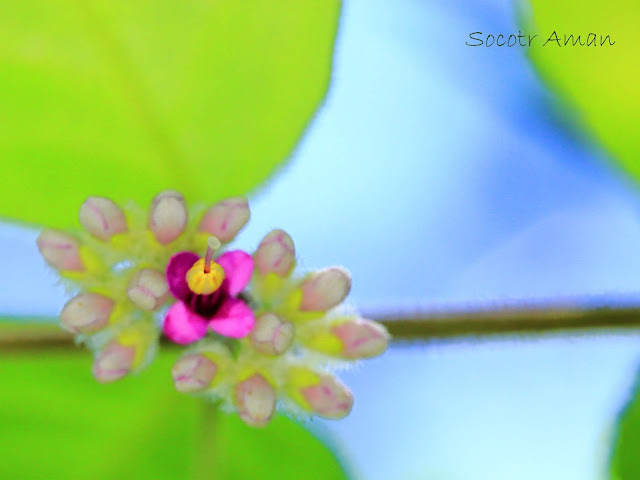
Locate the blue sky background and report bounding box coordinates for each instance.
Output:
[3,0,640,479]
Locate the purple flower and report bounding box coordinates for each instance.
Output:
[163,249,255,343]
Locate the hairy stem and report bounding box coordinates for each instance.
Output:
[370,304,640,341]
[2,302,640,351]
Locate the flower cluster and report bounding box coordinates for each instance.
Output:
[37,191,389,426]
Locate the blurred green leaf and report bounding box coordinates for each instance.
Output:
[525,1,640,179]
[204,405,351,480]
[0,347,351,479]
[0,0,340,228]
[610,368,640,479]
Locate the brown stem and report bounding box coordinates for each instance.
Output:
[0,327,73,352]
[370,304,640,341]
[2,302,640,351]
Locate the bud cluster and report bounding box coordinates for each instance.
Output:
[37,191,389,427]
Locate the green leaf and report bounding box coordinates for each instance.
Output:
[0,1,341,228]
[524,1,640,180]
[0,346,351,479]
[200,405,351,480]
[610,368,640,479]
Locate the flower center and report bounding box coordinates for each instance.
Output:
[186,237,225,295]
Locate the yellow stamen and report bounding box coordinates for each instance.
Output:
[186,236,225,294]
[187,259,225,294]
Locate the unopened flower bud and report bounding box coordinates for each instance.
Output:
[288,368,353,419]
[127,268,169,310]
[79,196,128,241]
[36,229,84,272]
[299,267,351,312]
[60,293,114,334]
[254,229,295,277]
[172,354,218,393]
[199,197,250,243]
[148,190,187,245]
[92,341,135,383]
[93,322,155,383]
[332,318,389,359]
[234,374,276,427]
[250,313,294,355]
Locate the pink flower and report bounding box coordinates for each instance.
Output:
[163,249,255,343]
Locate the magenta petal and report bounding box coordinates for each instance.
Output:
[163,302,208,344]
[166,251,199,301]
[216,250,254,296]
[209,297,255,338]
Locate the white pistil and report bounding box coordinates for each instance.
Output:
[204,236,221,274]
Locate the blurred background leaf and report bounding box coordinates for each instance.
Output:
[0,326,351,480]
[0,0,340,228]
[525,0,640,180]
[609,367,640,479]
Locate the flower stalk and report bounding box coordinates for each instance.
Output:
[4,302,640,352]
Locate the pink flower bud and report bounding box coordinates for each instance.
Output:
[36,229,84,272]
[300,267,351,312]
[250,313,294,355]
[79,196,128,241]
[199,197,250,243]
[172,354,218,393]
[60,293,114,334]
[332,318,389,359]
[301,374,353,419]
[148,190,187,245]
[234,374,276,427]
[127,268,169,311]
[254,229,295,277]
[92,341,136,383]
